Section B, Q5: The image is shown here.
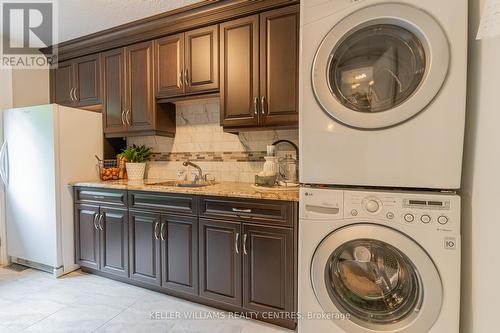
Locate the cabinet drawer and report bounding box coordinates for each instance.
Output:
[75,188,127,206]
[200,197,295,227]
[128,191,198,215]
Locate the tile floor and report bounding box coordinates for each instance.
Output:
[0,267,293,333]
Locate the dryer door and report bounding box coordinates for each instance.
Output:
[312,3,449,129]
[311,223,442,333]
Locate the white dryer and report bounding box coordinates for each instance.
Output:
[298,187,460,333]
[299,0,467,189]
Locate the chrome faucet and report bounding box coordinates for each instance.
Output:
[183,161,203,181]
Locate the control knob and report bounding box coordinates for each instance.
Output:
[364,199,380,213]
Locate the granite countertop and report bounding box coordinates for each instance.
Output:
[70,179,300,202]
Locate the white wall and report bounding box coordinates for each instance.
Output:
[58,0,204,42]
[11,69,50,108]
[0,68,13,265]
[461,0,500,332]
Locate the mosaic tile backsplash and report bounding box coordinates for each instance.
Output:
[127,99,299,183]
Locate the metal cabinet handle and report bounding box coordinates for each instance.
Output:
[73,88,78,102]
[154,221,160,240]
[69,88,74,102]
[243,234,248,255]
[126,108,131,125]
[93,195,105,200]
[160,222,166,241]
[121,110,126,125]
[235,232,240,254]
[261,96,266,115]
[232,208,252,213]
[93,213,99,230]
[98,213,105,231]
[253,97,258,115]
[179,71,184,88]
[184,68,189,86]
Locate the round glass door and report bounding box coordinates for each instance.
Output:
[328,24,426,114]
[311,224,442,332]
[312,3,449,129]
[326,239,421,324]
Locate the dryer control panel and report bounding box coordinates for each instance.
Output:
[344,190,460,234]
[300,188,460,234]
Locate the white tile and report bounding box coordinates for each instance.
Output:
[24,304,123,333]
[0,298,65,331]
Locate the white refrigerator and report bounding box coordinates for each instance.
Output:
[1,104,103,276]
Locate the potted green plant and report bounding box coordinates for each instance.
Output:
[117,144,152,180]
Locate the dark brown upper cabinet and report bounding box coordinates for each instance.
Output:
[155,25,219,99]
[52,54,101,108]
[102,48,126,135]
[220,5,299,131]
[102,42,176,138]
[220,15,260,128]
[155,34,184,98]
[125,41,155,132]
[259,6,299,126]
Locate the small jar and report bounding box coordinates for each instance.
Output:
[279,154,297,182]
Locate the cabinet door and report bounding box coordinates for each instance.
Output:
[100,207,128,278]
[129,210,162,286]
[161,215,198,295]
[74,53,101,107]
[242,224,294,313]
[185,25,219,94]
[125,41,155,132]
[155,34,184,98]
[74,205,100,270]
[260,6,299,126]
[199,219,242,306]
[53,60,74,106]
[220,15,259,127]
[102,48,127,134]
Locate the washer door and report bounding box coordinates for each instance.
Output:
[311,224,442,333]
[312,3,449,129]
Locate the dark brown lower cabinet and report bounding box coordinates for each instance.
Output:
[242,224,294,313]
[75,205,100,270]
[199,218,242,307]
[74,204,128,277]
[75,188,297,329]
[198,218,294,314]
[100,207,129,277]
[161,215,198,295]
[129,210,162,286]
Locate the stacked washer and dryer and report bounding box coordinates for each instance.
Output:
[298,0,467,333]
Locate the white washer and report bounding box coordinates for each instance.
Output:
[298,187,460,333]
[299,0,467,189]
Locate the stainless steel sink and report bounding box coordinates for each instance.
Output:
[177,183,211,188]
[150,181,215,188]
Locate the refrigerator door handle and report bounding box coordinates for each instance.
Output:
[0,141,8,186]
